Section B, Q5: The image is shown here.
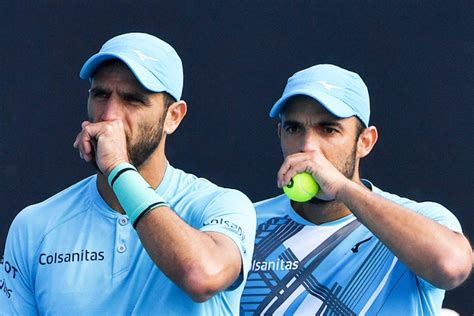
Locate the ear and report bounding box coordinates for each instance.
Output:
[277,122,282,139]
[164,100,187,135]
[356,126,378,158]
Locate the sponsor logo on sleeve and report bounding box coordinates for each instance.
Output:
[0,278,12,299]
[1,255,18,279]
[203,218,246,241]
[1,255,17,299]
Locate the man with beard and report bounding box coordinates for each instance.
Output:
[240,64,472,315]
[0,33,256,315]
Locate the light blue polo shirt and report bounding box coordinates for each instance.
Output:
[1,164,256,315]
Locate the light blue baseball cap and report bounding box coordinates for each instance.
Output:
[80,32,183,101]
[269,64,370,126]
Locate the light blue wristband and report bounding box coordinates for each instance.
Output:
[108,163,169,228]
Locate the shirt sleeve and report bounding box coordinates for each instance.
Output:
[410,201,463,233]
[398,199,464,292]
[199,189,256,290]
[373,185,463,233]
[1,211,39,315]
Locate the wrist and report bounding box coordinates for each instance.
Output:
[335,180,369,204]
[108,162,137,187]
[107,163,170,228]
[106,160,131,178]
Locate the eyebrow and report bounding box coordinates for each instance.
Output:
[88,87,109,94]
[318,120,344,129]
[121,91,150,103]
[282,119,302,126]
[282,118,344,129]
[89,86,151,104]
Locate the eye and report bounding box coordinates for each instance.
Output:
[124,96,140,103]
[284,125,300,134]
[89,89,109,99]
[323,127,337,134]
[123,94,146,106]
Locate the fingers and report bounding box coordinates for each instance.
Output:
[73,120,129,174]
[279,150,352,201]
[73,121,95,162]
[81,121,91,128]
[277,152,316,188]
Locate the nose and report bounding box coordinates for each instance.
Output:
[100,97,123,122]
[300,130,319,152]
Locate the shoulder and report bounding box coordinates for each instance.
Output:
[9,176,96,241]
[371,183,462,233]
[165,166,255,223]
[253,194,290,223]
[4,176,97,276]
[169,165,253,206]
[254,194,288,209]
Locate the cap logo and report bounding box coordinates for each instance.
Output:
[317,80,342,91]
[132,49,158,62]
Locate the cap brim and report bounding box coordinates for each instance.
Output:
[79,52,167,93]
[269,89,356,119]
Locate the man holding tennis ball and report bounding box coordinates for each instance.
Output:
[240,64,472,315]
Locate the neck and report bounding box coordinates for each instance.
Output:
[292,178,367,225]
[96,146,168,214]
[293,200,352,225]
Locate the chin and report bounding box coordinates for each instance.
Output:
[307,196,334,205]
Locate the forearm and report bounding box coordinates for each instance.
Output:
[136,208,241,301]
[337,180,472,289]
[108,163,241,301]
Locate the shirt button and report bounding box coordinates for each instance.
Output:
[119,217,128,226]
[117,244,126,253]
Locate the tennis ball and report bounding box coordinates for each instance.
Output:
[283,172,319,202]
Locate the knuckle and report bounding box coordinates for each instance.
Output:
[103,123,115,133]
[112,120,122,127]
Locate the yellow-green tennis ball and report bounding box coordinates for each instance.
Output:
[283,172,319,202]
